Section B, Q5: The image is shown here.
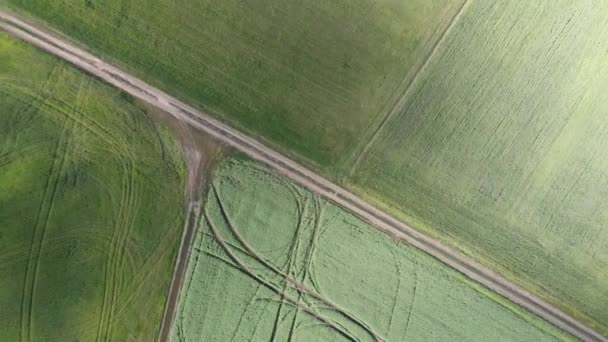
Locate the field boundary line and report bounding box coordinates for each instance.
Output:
[1,10,605,341]
[345,0,472,179]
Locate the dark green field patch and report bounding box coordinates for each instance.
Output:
[0,33,185,341]
[2,0,465,176]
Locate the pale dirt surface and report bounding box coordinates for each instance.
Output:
[153,127,199,342]
[0,10,604,342]
[143,102,226,342]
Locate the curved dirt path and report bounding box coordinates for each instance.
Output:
[1,10,604,342]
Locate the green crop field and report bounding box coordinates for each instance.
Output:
[350,1,608,334]
[4,0,608,339]
[1,0,465,174]
[172,158,571,341]
[0,33,185,341]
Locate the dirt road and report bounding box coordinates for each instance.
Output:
[156,132,204,342]
[1,10,604,342]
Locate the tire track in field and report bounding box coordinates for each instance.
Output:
[229,284,265,342]
[385,248,402,339]
[211,186,384,342]
[19,73,87,342]
[0,139,52,169]
[0,231,111,272]
[286,198,319,342]
[96,160,136,342]
[19,116,73,342]
[108,160,141,340]
[281,186,307,273]
[0,64,62,164]
[296,198,382,342]
[286,197,321,342]
[300,197,322,283]
[402,257,419,339]
[1,83,131,161]
[0,79,48,155]
[95,164,127,342]
[306,204,338,298]
[7,77,131,159]
[204,210,360,342]
[112,215,182,320]
[101,125,141,340]
[270,187,307,341]
[24,75,105,341]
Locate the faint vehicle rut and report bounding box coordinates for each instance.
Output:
[204,210,360,342]
[211,185,385,342]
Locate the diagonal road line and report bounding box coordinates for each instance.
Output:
[1,9,604,342]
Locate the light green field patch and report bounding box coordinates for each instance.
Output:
[2,0,464,175]
[173,158,571,341]
[350,1,608,334]
[0,32,185,341]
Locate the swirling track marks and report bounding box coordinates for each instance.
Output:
[21,121,72,342]
[204,210,358,342]
[211,185,383,341]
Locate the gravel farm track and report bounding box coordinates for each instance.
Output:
[0,9,605,342]
[156,133,204,342]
